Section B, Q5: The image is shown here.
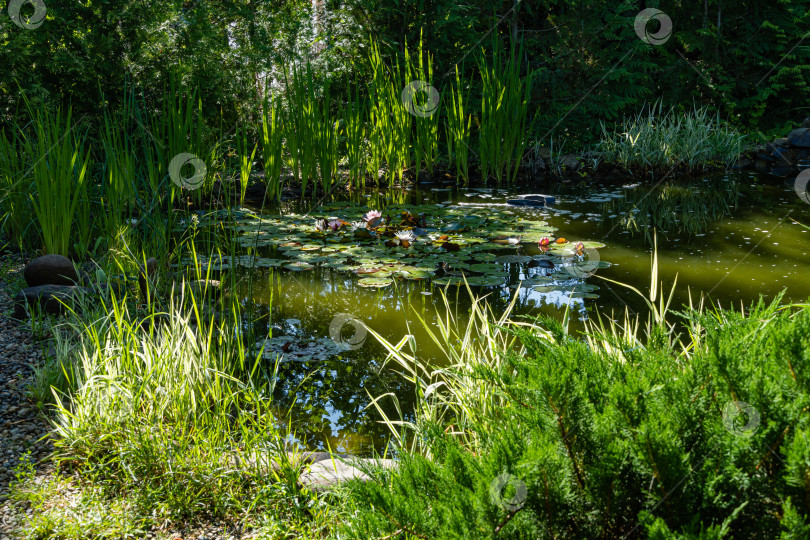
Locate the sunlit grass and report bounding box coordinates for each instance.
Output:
[599,101,745,176]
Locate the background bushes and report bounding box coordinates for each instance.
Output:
[2,0,809,143]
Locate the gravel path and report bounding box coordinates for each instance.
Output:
[0,260,54,539]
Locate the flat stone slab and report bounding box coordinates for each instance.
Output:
[230,450,397,491]
[299,457,398,491]
[507,194,556,207]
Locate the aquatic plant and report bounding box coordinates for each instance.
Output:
[478,42,533,185]
[343,82,367,188]
[368,40,411,185]
[315,91,340,197]
[283,64,319,196]
[99,89,140,253]
[598,101,745,175]
[445,65,472,183]
[408,32,440,177]
[0,128,35,251]
[236,126,257,206]
[22,103,92,257]
[261,97,285,203]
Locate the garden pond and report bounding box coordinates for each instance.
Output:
[179,172,810,455]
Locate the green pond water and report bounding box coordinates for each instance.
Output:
[197,172,810,455]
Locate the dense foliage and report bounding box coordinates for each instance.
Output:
[339,297,810,538]
[2,0,809,140]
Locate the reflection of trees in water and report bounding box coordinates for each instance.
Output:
[604,176,740,242]
[270,351,411,455]
[232,265,590,455]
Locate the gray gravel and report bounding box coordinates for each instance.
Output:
[0,259,54,540]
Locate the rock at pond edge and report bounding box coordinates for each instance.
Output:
[14,285,87,319]
[23,254,80,287]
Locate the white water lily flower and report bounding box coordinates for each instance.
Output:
[395,230,416,242]
[351,221,367,231]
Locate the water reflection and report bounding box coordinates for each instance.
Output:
[218,172,810,455]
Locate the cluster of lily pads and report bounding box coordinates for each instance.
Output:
[187,202,607,291]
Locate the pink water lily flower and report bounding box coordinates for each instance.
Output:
[328,219,344,231]
[364,210,382,222]
[538,237,551,247]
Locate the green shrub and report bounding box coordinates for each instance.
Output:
[341,290,810,538]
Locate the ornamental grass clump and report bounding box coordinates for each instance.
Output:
[598,101,745,175]
[40,285,321,529]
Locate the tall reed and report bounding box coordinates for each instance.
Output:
[598,101,745,174]
[100,90,139,252]
[236,126,257,206]
[261,97,285,203]
[368,41,411,185]
[315,92,340,197]
[149,76,206,197]
[478,43,532,185]
[0,128,35,251]
[366,283,532,454]
[23,104,92,257]
[445,66,472,183]
[343,82,366,188]
[407,33,440,176]
[283,65,318,196]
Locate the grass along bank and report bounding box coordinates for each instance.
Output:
[3,248,809,538]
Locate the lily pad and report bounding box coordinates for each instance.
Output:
[358,277,393,288]
[464,276,506,287]
[495,255,533,264]
[284,262,315,271]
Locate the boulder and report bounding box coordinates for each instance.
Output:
[787,128,810,148]
[23,255,79,287]
[14,285,86,319]
[560,154,582,171]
